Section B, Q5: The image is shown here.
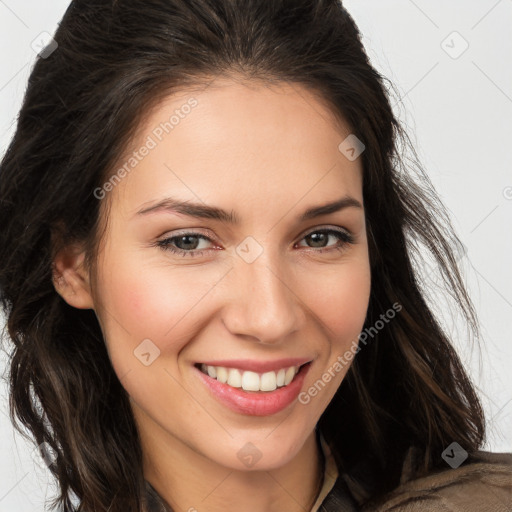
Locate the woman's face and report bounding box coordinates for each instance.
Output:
[85,78,371,471]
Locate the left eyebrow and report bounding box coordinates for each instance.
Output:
[299,196,363,221]
[133,195,363,223]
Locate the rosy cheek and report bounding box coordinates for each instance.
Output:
[99,263,208,355]
[110,276,174,338]
[308,266,370,338]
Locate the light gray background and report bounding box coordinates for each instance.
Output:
[1,1,511,510]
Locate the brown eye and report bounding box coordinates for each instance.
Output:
[297,228,354,251]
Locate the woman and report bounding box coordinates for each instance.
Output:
[0,0,510,511]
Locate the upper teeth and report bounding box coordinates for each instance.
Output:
[200,364,300,392]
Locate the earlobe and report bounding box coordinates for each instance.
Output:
[52,246,95,310]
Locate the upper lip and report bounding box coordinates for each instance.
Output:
[196,358,312,373]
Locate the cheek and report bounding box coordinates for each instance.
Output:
[296,260,370,410]
[92,260,219,414]
[93,256,225,360]
[303,260,371,347]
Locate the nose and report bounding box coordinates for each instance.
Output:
[220,248,305,345]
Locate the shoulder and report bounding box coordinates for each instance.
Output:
[361,450,512,511]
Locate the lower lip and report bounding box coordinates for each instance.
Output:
[194,362,312,416]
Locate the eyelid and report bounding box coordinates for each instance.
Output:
[300,224,352,238]
[156,228,218,245]
[155,230,217,251]
[156,225,352,246]
[160,227,215,238]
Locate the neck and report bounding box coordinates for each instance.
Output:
[137,409,324,512]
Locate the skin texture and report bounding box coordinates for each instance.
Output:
[53,77,371,512]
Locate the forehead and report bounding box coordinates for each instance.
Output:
[107,78,363,221]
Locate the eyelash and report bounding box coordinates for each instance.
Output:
[155,228,355,258]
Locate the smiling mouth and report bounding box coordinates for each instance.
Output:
[194,362,311,393]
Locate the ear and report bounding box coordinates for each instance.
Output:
[52,243,95,310]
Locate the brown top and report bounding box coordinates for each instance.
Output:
[144,446,512,511]
[347,448,512,511]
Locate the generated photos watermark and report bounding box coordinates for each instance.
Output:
[298,302,402,404]
[93,97,198,200]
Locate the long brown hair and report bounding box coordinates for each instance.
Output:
[0,0,484,510]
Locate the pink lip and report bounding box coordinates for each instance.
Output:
[197,357,311,373]
[194,362,312,416]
